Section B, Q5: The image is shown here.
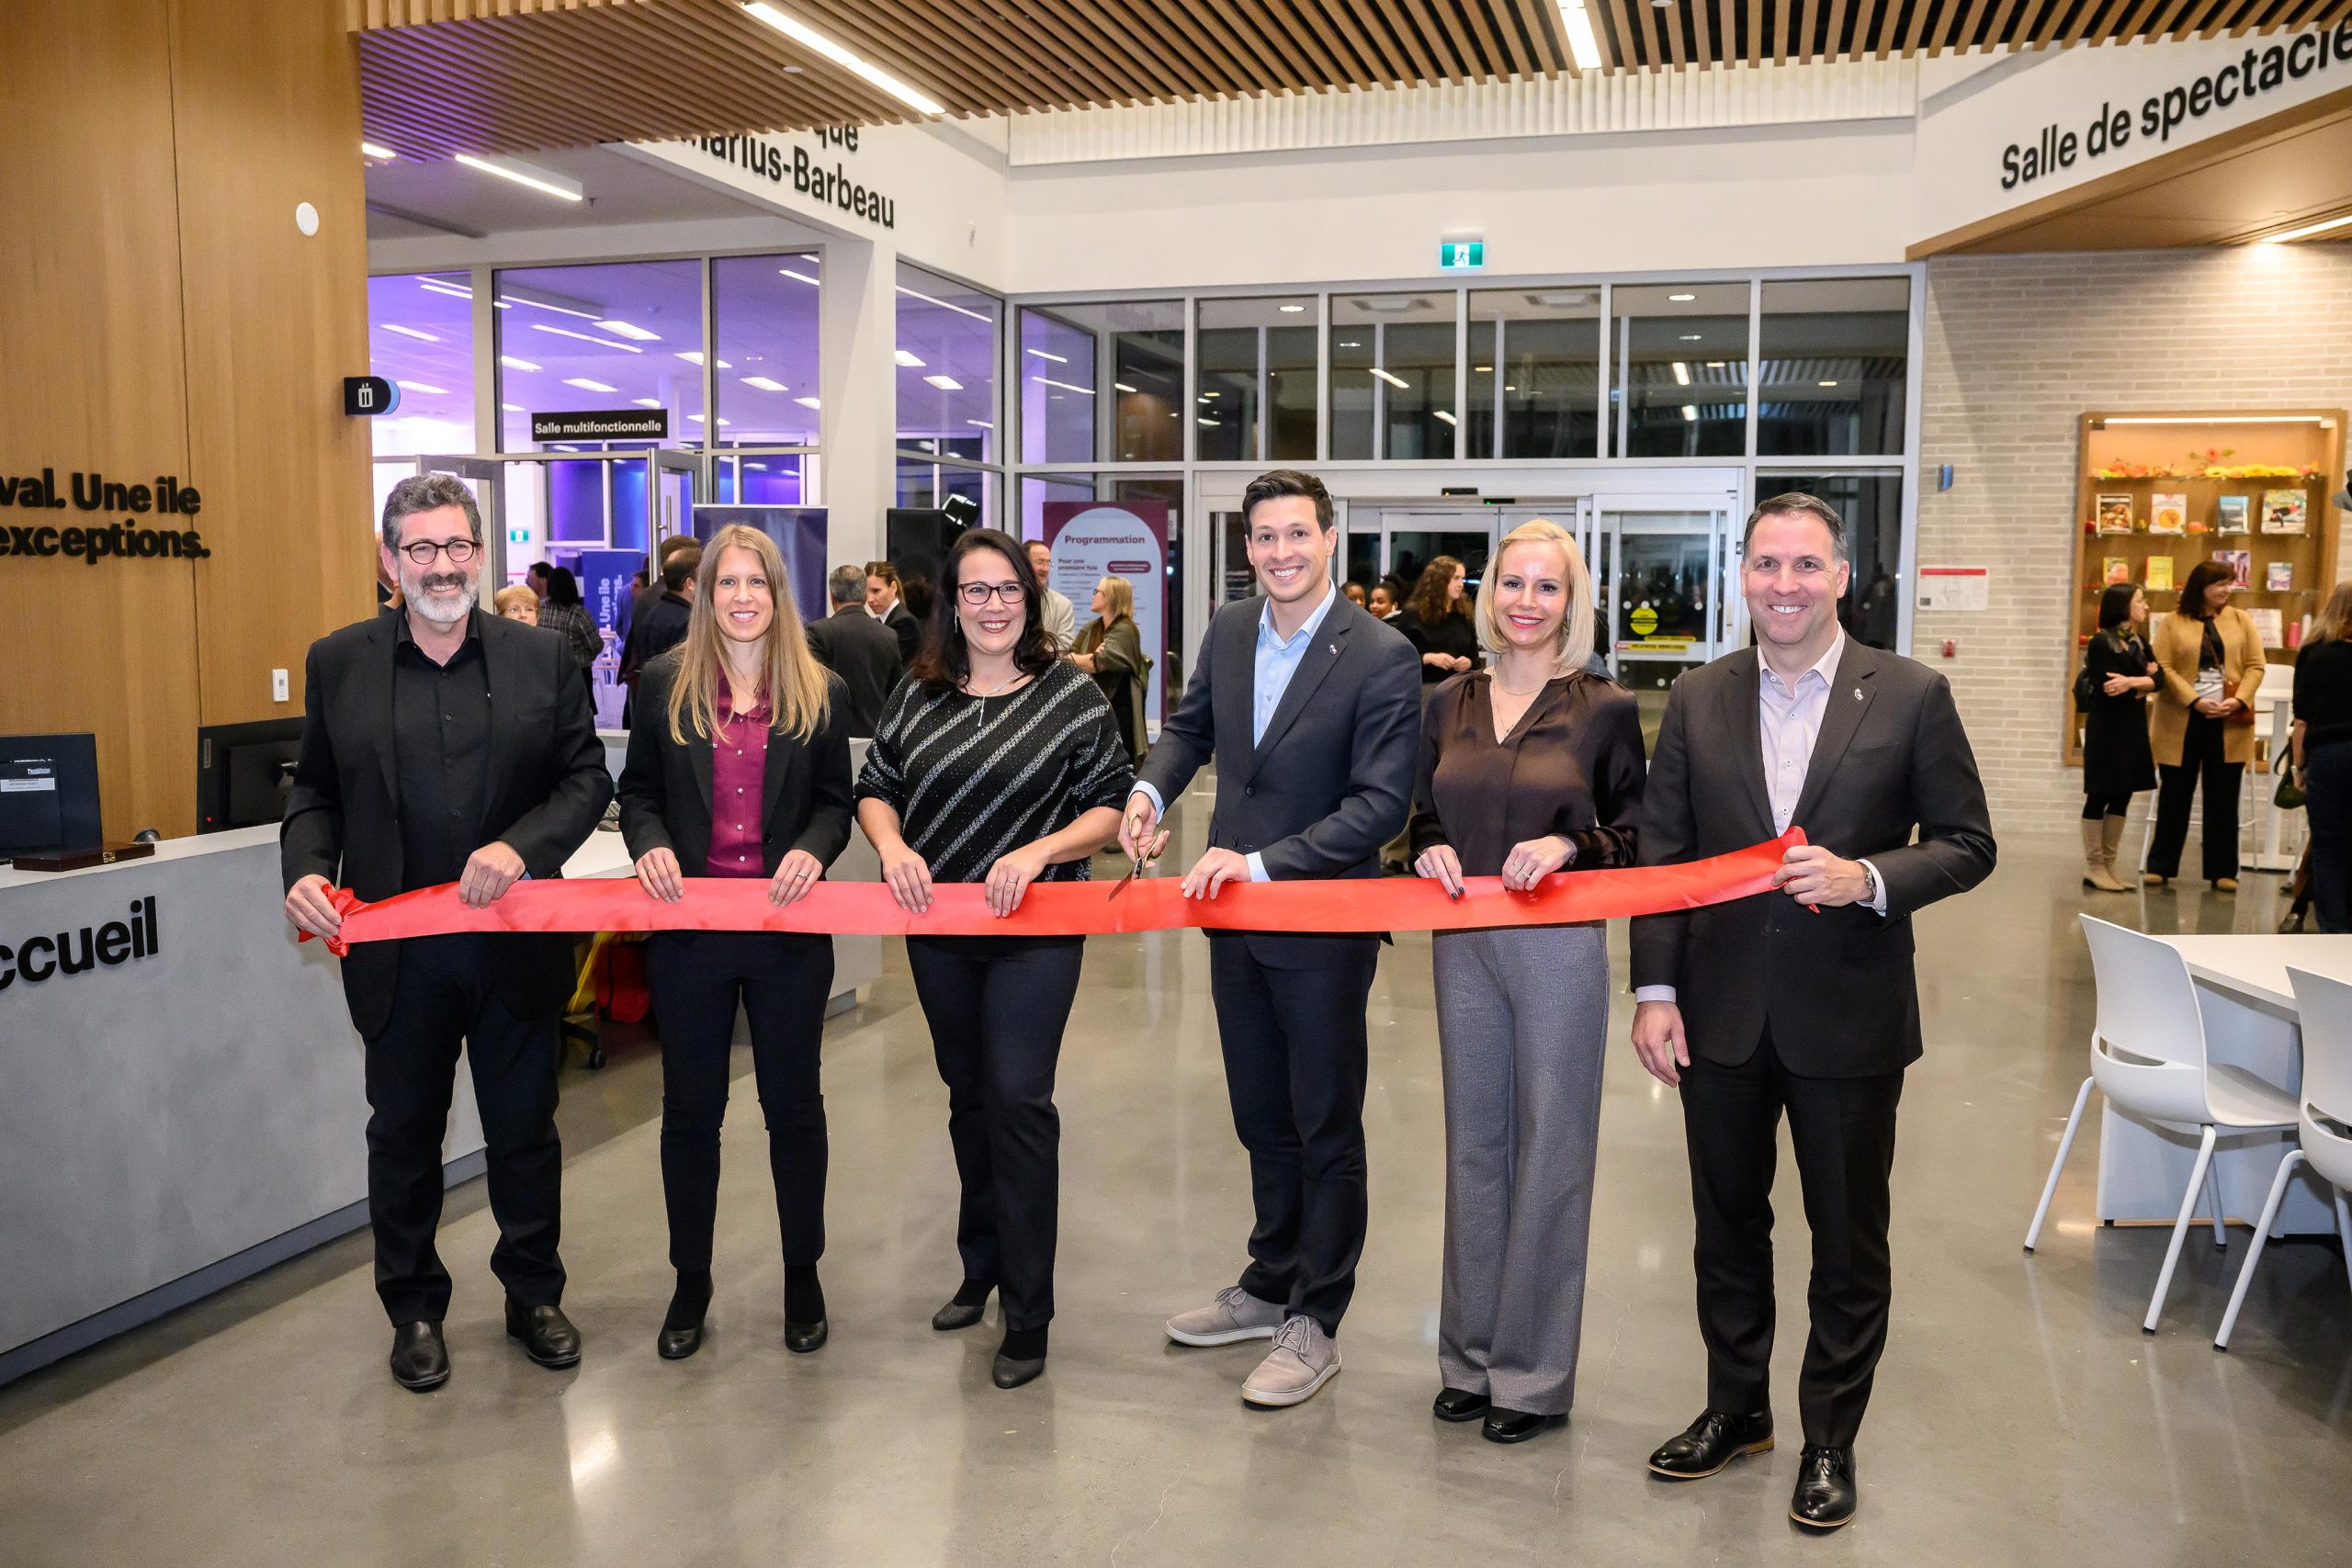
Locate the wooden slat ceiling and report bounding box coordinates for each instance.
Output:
[352,0,2352,161]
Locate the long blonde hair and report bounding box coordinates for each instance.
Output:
[1474,520,1597,678]
[2314,580,2352,646]
[1096,574,1135,624]
[665,525,831,743]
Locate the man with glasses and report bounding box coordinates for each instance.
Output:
[282,473,612,1393]
[1629,493,1994,1529]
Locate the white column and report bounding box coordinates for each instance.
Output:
[818,231,896,568]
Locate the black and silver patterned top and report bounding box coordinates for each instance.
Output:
[855,659,1134,884]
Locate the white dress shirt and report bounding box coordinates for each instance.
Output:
[1636,630,1885,1008]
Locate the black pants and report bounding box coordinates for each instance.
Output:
[1208,933,1379,1337]
[2307,741,2352,934]
[1681,1030,1904,1450]
[2081,790,2134,820]
[2149,712,2243,881]
[366,934,565,1325]
[646,931,833,1274]
[905,934,1085,1333]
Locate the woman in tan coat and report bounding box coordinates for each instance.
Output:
[2145,559,2265,889]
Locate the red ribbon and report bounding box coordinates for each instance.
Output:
[307,831,1803,953]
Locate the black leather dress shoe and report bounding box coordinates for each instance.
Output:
[1432,1386,1490,1423]
[657,1321,703,1360]
[785,1317,829,1354]
[991,1349,1046,1389]
[1789,1445,1858,1529]
[1482,1408,1566,1444]
[932,1284,992,1332]
[1646,1408,1775,1479]
[389,1320,448,1391]
[504,1300,582,1369]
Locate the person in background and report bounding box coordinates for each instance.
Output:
[1369,580,1404,625]
[1410,520,1644,1445]
[536,566,603,686]
[2291,580,2352,931]
[1069,573,1148,762]
[622,536,703,720]
[281,474,612,1393]
[2075,582,2159,893]
[865,560,921,663]
[526,561,551,604]
[492,584,538,626]
[627,546,700,697]
[1027,538,1077,652]
[1342,581,1368,609]
[806,562,906,738]
[2146,559,2265,891]
[855,528,1132,1392]
[619,525,853,1363]
[1405,556,1480,687]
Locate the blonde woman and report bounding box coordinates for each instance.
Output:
[1069,573,1148,761]
[2146,559,2266,889]
[492,583,539,625]
[1408,519,1646,1444]
[616,524,854,1362]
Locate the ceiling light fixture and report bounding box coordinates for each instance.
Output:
[382,323,439,343]
[632,398,662,408]
[395,380,447,395]
[924,374,964,389]
[741,376,790,391]
[1819,379,1839,388]
[1034,376,1095,396]
[2101,414,2330,425]
[741,2,946,116]
[1672,361,1690,385]
[452,152,584,202]
[501,403,525,412]
[674,351,733,368]
[495,291,599,320]
[1197,417,1219,427]
[1369,367,1408,389]
[967,419,993,429]
[1338,340,1362,348]
[361,141,396,160]
[1557,0,1602,69]
[1432,410,1457,425]
[499,355,541,372]
[2257,211,2352,243]
[1679,333,1702,341]
[1668,292,1695,302]
[532,323,642,353]
[1026,347,1069,364]
[795,396,821,409]
[595,320,661,342]
[1680,404,1699,422]
[894,350,925,367]
[895,282,988,321]
[1279,303,1306,313]
[563,378,617,393]
[1474,365,1493,373]
[1114,382,1138,393]
[779,267,821,286]
[418,281,473,301]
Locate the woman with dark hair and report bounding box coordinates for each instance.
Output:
[2147,559,2266,889]
[1405,555,1480,687]
[2291,580,2352,931]
[854,527,1133,1390]
[535,565,603,683]
[2075,581,2158,892]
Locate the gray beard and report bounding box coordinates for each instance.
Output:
[401,570,478,627]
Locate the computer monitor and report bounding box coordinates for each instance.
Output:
[196,717,305,832]
[0,733,103,855]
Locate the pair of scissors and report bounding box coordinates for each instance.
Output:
[1107,828,1170,900]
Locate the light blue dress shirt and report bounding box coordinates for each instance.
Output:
[1132,581,1340,882]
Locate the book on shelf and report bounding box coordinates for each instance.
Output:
[2102,557,2130,585]
[2245,607,2285,648]
[2212,549,2252,588]
[2149,492,2188,535]
[2215,494,2251,535]
[2261,488,2308,535]
[2095,494,2134,534]
[2145,556,2175,592]
[2266,560,2294,592]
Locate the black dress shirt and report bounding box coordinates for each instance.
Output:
[392,615,492,890]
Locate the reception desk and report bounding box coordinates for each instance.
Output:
[2,739,881,1383]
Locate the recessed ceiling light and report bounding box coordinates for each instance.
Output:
[896,282,989,321]
[1279,304,1306,313]
[395,380,447,395]
[1338,340,1362,348]
[894,350,925,367]
[967,419,992,429]
[496,290,598,320]
[632,398,662,408]
[501,402,524,412]
[595,320,661,342]
[779,268,820,286]
[1026,347,1069,364]
[741,2,945,116]
[924,374,964,389]
[1559,1,1603,71]
[673,351,733,368]
[452,152,583,201]
[1033,376,1095,396]
[1474,366,1493,373]
[1432,410,1457,425]
[1672,361,1690,385]
[1369,367,1408,389]
[1114,382,1138,393]
[500,355,540,372]
[1681,404,1699,421]
[1706,360,1727,368]
[1668,293,1696,302]
[1679,333,1702,341]
[1818,379,1839,388]
[382,323,439,343]
[419,280,473,301]
[686,414,733,426]
[1199,393,1219,401]
[794,396,821,409]
[533,323,642,353]
[1197,417,1219,426]
[360,141,396,160]
[741,376,790,391]
[563,378,616,393]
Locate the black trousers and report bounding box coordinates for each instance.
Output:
[2149,712,2243,881]
[1208,934,1379,1337]
[2307,741,2352,934]
[365,934,565,1325]
[905,934,1085,1333]
[1680,1029,1904,1450]
[645,931,833,1274]
[2081,790,2134,820]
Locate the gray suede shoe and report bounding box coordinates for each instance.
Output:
[1240,1315,1340,1407]
[1165,1285,1286,1347]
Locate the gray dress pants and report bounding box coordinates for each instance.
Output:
[1432,921,1610,1416]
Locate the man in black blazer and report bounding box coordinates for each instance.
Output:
[1122,468,1420,1409]
[806,563,904,737]
[865,559,922,663]
[1630,493,1995,1529]
[282,475,613,1393]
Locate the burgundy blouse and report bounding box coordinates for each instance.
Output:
[706,684,770,878]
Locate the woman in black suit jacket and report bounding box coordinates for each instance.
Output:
[618,525,853,1363]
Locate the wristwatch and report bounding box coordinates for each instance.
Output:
[1858,862,1878,906]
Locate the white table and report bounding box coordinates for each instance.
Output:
[2096,934,2352,1234]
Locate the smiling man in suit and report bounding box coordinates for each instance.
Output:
[1630,492,1995,1529]
[1121,468,1420,1408]
[282,474,612,1393]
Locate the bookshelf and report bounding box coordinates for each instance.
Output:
[2065,411,2345,768]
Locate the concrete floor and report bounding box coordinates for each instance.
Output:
[3,818,2349,1566]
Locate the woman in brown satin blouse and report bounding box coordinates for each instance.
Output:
[1408,518,1645,1446]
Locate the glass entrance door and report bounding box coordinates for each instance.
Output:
[1579,495,1742,739]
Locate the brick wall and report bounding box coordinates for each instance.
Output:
[1917,244,2352,836]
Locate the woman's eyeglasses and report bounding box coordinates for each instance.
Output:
[957,581,1028,607]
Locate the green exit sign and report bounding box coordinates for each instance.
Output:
[1439,240,1485,271]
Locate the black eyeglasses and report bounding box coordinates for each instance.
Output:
[398,537,480,566]
[957,581,1028,607]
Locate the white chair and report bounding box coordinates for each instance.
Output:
[2213,966,2352,1350]
[2024,916,2300,1332]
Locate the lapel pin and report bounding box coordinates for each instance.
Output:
[1852,688,1864,702]
[1328,644,1338,658]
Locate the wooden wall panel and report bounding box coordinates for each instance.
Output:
[174,0,377,730]
[0,0,202,841]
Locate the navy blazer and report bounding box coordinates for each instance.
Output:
[1136,591,1420,967]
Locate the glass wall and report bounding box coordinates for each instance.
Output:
[1018,471,1185,697]
[1469,286,1602,459]
[367,272,478,458]
[713,253,821,448]
[1753,472,1905,649]
[1018,300,1184,465]
[1611,282,1748,457]
[1195,296,1317,463]
[1757,277,1909,457]
[896,263,998,463]
[493,259,705,452]
[1329,291,1456,460]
